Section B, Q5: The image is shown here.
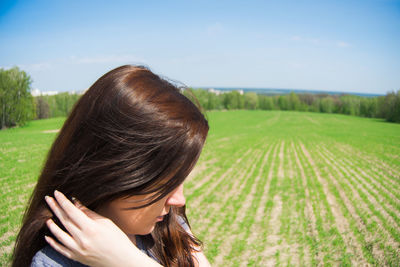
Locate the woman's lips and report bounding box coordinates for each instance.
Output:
[156,212,168,222]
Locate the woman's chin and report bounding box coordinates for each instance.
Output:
[134,225,155,236]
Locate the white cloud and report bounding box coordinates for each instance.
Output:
[1,62,52,72]
[3,54,145,75]
[288,61,307,69]
[0,65,13,69]
[309,38,320,45]
[336,41,351,48]
[22,62,52,71]
[290,35,320,44]
[290,35,302,41]
[69,54,144,64]
[291,35,351,48]
[206,22,224,36]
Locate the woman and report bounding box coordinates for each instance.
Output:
[12,65,210,266]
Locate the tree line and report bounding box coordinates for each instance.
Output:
[0,67,81,128]
[184,89,400,123]
[35,93,81,119]
[1,67,399,129]
[0,67,35,128]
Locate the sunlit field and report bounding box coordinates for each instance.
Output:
[1,111,399,266]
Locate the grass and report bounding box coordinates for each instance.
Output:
[0,118,65,265]
[0,111,399,266]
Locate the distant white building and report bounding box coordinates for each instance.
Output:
[208,88,223,95]
[31,89,85,96]
[207,88,244,95]
[30,89,41,96]
[31,88,59,96]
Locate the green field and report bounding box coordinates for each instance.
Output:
[1,111,400,266]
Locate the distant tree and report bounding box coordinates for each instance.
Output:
[237,91,245,109]
[259,95,274,110]
[310,98,320,112]
[320,97,334,113]
[376,96,386,118]
[42,92,81,117]
[299,93,315,106]
[359,97,378,118]
[223,92,235,109]
[189,89,208,110]
[206,92,217,109]
[184,88,224,110]
[331,96,342,113]
[278,95,289,110]
[35,96,50,119]
[244,92,258,109]
[339,95,360,116]
[381,90,400,123]
[0,67,35,128]
[288,92,301,110]
[223,91,243,110]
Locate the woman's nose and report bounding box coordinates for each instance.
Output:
[166,184,186,207]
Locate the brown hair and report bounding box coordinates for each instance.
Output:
[12,65,209,266]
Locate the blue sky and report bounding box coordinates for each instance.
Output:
[1,0,399,94]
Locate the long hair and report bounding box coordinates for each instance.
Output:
[12,65,209,267]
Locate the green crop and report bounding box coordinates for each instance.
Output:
[1,111,399,266]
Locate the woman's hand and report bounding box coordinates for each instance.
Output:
[44,190,162,267]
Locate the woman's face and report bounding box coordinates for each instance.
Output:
[96,183,185,235]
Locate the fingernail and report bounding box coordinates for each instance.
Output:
[45,196,53,204]
[72,197,82,207]
[54,190,61,197]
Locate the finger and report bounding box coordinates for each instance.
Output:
[72,197,105,220]
[44,235,75,260]
[46,219,81,254]
[45,196,81,238]
[53,190,93,228]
